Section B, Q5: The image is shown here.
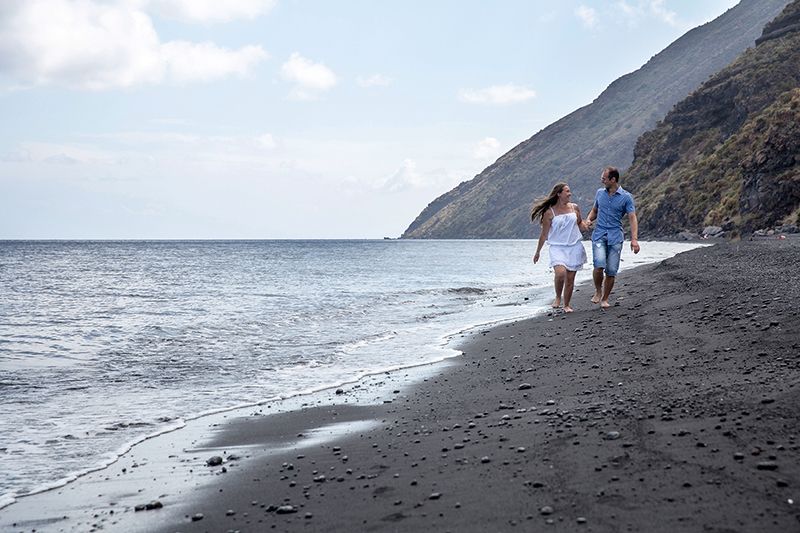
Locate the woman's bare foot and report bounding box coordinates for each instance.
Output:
[552,298,561,308]
[591,292,601,304]
[564,306,574,313]
[600,300,611,309]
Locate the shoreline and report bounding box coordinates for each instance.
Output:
[142,238,797,533]
[4,239,798,531]
[0,287,551,515]
[0,236,685,517]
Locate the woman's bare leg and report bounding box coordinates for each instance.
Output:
[553,266,566,308]
[563,270,577,312]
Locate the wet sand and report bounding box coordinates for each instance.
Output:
[4,238,800,532]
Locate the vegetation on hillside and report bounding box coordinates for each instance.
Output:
[626,1,800,237]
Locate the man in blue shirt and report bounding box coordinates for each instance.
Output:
[585,167,640,309]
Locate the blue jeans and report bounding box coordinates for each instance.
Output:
[592,239,622,277]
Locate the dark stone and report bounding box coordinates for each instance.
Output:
[206,456,223,467]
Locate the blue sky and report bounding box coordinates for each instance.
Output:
[0,0,741,239]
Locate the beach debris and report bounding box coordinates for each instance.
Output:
[429,492,442,500]
[518,383,532,390]
[206,456,223,467]
[226,509,236,516]
[756,462,779,471]
[481,456,491,463]
[540,505,554,515]
[134,500,163,512]
[604,431,621,440]
[191,513,204,521]
[276,505,298,514]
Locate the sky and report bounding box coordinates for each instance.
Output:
[0,0,742,239]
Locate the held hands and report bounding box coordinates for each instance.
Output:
[631,239,640,254]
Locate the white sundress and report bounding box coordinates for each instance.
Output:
[547,208,587,271]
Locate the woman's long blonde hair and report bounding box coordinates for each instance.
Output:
[530,182,567,223]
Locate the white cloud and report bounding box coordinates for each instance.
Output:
[280,53,337,100]
[146,0,277,23]
[43,153,82,165]
[649,0,678,27]
[376,159,468,194]
[381,159,423,192]
[458,84,536,105]
[254,134,277,150]
[473,137,502,160]
[356,74,392,88]
[615,0,680,28]
[575,5,597,28]
[161,41,267,84]
[0,1,268,90]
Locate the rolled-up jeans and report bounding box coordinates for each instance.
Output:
[592,238,623,277]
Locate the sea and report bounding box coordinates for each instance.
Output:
[0,239,702,509]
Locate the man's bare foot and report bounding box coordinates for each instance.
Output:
[564,306,574,313]
[591,293,601,304]
[600,300,611,309]
[552,298,561,308]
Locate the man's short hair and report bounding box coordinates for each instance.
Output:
[605,166,620,182]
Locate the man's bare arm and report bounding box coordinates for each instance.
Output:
[629,212,640,254]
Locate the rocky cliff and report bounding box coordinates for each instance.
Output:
[402,0,791,239]
[625,0,800,238]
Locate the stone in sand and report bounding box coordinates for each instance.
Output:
[206,456,223,466]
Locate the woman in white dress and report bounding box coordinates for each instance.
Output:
[531,183,588,313]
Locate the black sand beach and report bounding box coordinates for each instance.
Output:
[5,238,800,532]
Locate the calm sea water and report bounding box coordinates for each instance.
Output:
[0,239,701,507]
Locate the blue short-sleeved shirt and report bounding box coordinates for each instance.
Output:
[591,186,636,245]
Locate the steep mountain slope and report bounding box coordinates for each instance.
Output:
[402,0,790,238]
[626,0,800,237]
